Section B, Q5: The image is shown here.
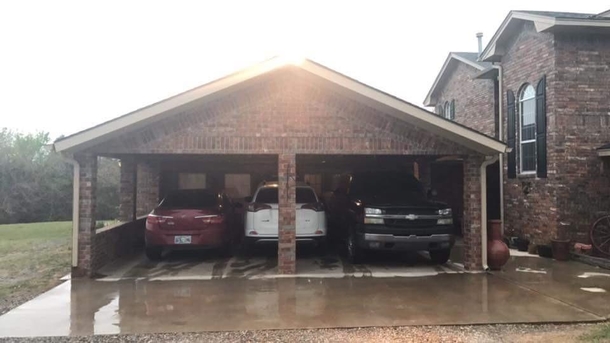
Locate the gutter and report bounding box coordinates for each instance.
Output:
[61,154,80,268]
[495,64,505,235]
[480,155,499,271]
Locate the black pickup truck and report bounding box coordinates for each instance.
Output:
[326,172,455,264]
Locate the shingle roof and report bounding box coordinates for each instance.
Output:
[453,52,493,68]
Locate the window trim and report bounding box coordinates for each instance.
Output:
[444,101,452,120]
[518,84,537,175]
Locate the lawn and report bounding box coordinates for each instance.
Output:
[0,221,71,314]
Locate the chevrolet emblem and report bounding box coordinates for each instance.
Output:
[405,214,418,220]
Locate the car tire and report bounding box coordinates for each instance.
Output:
[145,246,163,261]
[429,249,451,264]
[346,232,362,264]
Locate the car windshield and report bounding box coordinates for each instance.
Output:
[254,187,318,204]
[255,187,278,203]
[349,173,424,197]
[296,187,317,203]
[159,190,219,209]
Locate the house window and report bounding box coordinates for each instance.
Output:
[443,100,454,120]
[519,84,536,173]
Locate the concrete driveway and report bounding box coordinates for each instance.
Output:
[0,250,608,338]
[96,248,465,281]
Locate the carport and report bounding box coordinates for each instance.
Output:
[53,57,508,276]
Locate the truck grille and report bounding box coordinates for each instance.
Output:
[384,219,438,228]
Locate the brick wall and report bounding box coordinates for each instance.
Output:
[278,153,297,274]
[119,157,136,222]
[91,219,145,273]
[501,22,560,244]
[554,32,610,242]
[74,153,97,277]
[462,155,484,270]
[87,70,474,157]
[136,162,160,217]
[436,62,496,136]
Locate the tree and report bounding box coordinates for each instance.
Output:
[0,128,119,224]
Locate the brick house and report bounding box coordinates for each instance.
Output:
[53,57,507,276]
[425,10,610,248]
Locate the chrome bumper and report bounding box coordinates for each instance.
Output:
[363,233,453,243]
[360,233,454,251]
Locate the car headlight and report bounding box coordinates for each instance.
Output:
[364,208,383,215]
[438,208,452,216]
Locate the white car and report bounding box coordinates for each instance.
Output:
[243,181,327,251]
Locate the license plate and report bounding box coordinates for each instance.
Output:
[174,235,192,244]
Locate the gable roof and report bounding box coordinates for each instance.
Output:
[54,56,508,155]
[480,10,610,62]
[423,52,492,107]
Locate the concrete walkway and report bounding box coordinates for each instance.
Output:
[1,250,609,337]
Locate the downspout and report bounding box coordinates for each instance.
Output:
[495,64,505,235]
[480,155,499,271]
[61,154,80,268]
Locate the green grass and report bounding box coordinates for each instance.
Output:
[0,221,71,312]
[582,324,610,342]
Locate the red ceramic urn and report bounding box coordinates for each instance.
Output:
[487,219,510,270]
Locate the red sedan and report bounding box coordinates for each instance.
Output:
[145,189,241,260]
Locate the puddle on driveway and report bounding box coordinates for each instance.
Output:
[581,287,607,293]
[0,273,604,338]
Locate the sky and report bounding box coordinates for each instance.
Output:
[0,1,607,140]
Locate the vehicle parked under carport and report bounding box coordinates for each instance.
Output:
[326,172,455,264]
[144,189,242,260]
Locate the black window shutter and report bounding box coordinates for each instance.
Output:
[450,100,455,120]
[506,90,517,179]
[536,76,547,178]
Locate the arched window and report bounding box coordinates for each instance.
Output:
[444,101,451,119]
[519,84,536,173]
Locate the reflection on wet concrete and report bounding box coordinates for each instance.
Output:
[0,272,604,337]
[492,252,610,318]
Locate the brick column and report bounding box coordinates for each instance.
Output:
[463,155,484,271]
[119,157,137,222]
[136,161,160,217]
[278,153,296,274]
[415,158,431,191]
[74,153,97,277]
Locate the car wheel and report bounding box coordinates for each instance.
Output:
[145,246,163,261]
[429,249,451,264]
[346,232,362,264]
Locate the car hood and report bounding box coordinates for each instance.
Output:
[353,193,449,209]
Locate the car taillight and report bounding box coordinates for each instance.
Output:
[301,202,324,212]
[247,203,272,212]
[147,214,173,224]
[196,215,224,224]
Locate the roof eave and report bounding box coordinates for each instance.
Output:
[424,53,485,106]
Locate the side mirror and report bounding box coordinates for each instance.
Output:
[234,203,243,209]
[244,196,253,203]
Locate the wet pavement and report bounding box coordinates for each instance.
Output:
[491,249,610,319]
[97,249,465,281]
[0,249,608,338]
